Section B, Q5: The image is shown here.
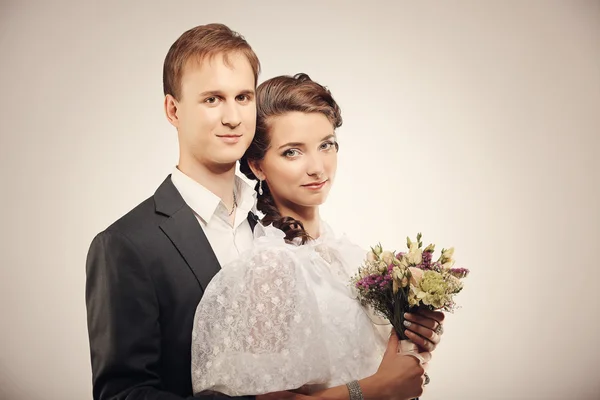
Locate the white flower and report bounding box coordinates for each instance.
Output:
[366,251,377,263]
[398,254,410,268]
[408,267,424,286]
[446,274,463,293]
[392,266,405,281]
[392,266,409,292]
[407,243,423,265]
[401,276,409,287]
[380,251,395,265]
[440,247,455,269]
[373,243,383,256]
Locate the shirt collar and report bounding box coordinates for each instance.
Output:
[171,166,257,225]
[234,172,258,224]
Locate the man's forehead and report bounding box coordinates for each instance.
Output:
[181,53,255,91]
[183,52,251,75]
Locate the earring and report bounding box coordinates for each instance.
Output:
[258,180,263,195]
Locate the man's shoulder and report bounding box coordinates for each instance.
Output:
[98,175,178,237]
[107,195,158,232]
[88,195,158,249]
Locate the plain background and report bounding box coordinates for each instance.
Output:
[1,1,599,399]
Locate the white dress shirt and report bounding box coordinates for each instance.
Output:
[170,167,256,268]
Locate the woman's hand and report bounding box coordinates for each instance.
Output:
[256,390,327,399]
[361,332,431,400]
[403,307,445,352]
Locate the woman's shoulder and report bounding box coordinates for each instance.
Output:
[252,222,294,249]
[248,218,366,262]
[318,220,364,251]
[230,222,303,266]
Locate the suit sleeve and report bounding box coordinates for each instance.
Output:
[85,229,255,400]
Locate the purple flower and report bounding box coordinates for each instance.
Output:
[422,251,432,267]
[449,268,470,278]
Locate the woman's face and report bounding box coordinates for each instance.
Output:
[253,111,338,211]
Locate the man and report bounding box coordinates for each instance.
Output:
[85,23,443,400]
[85,23,262,400]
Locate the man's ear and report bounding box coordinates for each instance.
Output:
[164,94,179,128]
[248,160,265,181]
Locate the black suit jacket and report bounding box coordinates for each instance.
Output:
[85,175,258,400]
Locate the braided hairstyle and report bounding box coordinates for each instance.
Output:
[240,73,342,244]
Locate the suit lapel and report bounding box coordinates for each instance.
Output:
[160,206,221,292]
[154,176,221,292]
[154,175,260,292]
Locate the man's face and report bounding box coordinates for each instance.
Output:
[168,52,256,172]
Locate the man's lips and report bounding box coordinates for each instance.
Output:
[217,134,242,143]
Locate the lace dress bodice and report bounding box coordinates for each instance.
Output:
[191,222,389,396]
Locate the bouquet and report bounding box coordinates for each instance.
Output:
[351,233,469,346]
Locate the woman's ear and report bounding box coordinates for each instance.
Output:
[248,160,266,181]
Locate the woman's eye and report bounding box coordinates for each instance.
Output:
[321,141,337,150]
[283,149,300,158]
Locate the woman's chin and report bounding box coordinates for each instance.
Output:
[298,193,330,208]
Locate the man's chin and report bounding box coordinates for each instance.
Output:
[207,149,247,167]
[181,154,240,175]
[214,144,250,161]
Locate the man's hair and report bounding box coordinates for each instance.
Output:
[163,23,261,100]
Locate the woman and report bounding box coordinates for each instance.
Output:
[191,73,443,400]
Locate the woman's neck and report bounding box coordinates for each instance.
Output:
[277,202,321,239]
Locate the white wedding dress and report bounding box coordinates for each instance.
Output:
[191,221,389,396]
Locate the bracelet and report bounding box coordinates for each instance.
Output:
[346,380,364,400]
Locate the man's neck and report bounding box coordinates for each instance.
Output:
[176,159,237,207]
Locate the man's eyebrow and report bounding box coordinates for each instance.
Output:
[198,89,255,97]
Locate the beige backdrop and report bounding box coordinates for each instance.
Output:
[1,1,599,399]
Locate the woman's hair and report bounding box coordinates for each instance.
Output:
[240,73,342,244]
